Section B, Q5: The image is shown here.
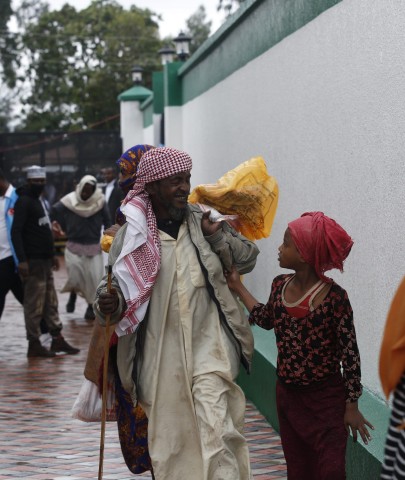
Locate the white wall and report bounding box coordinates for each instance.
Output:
[143,124,154,146]
[153,113,163,147]
[120,101,143,151]
[182,0,405,398]
[164,106,183,149]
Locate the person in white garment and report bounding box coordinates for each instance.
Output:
[94,146,259,480]
[51,175,110,320]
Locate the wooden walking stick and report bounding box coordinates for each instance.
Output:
[98,265,113,480]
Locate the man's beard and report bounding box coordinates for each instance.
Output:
[157,190,187,221]
[168,205,186,221]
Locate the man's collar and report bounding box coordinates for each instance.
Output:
[1,184,13,198]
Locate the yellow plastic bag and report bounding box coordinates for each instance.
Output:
[189,156,279,241]
[100,234,114,253]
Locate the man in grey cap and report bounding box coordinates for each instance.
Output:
[11,165,80,357]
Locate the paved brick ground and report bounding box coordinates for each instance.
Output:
[0,259,286,479]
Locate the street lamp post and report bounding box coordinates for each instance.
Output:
[131,65,144,85]
[158,45,176,65]
[173,31,192,62]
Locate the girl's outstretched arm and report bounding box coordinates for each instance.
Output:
[225,265,259,313]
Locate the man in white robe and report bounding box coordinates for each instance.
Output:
[95,147,259,480]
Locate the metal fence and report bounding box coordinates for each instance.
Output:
[0,130,122,203]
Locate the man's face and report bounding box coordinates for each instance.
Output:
[81,183,95,201]
[28,178,46,196]
[102,168,116,184]
[147,171,191,220]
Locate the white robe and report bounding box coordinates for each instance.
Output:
[118,223,252,480]
[62,247,104,304]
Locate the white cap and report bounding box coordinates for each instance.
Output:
[26,165,46,179]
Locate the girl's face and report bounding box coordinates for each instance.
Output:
[118,170,135,194]
[278,228,302,269]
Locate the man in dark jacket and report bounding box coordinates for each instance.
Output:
[101,167,124,226]
[11,165,80,358]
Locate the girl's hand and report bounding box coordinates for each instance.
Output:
[224,265,242,291]
[344,401,374,444]
[224,265,259,312]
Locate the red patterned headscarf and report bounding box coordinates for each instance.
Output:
[113,147,193,336]
[288,212,353,283]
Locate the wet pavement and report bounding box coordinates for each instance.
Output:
[0,258,286,479]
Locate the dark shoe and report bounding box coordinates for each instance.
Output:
[84,304,95,320]
[50,335,80,355]
[27,339,56,358]
[66,292,77,313]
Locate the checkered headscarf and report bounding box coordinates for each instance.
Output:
[123,146,193,200]
[113,147,193,336]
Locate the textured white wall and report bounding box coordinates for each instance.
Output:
[153,113,163,147]
[182,0,405,398]
[143,124,154,146]
[164,107,183,149]
[120,101,143,151]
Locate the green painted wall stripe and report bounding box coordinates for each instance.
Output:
[179,0,342,104]
[237,327,390,479]
[117,84,152,102]
[164,62,183,107]
[142,99,153,128]
[140,94,153,110]
[152,71,164,114]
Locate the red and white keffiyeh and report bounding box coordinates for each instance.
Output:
[113,147,193,336]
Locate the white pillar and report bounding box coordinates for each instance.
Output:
[120,101,144,151]
[117,85,153,152]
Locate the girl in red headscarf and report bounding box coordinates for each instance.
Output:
[225,211,373,480]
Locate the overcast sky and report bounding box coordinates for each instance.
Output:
[20,0,226,38]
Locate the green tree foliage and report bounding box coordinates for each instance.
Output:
[217,0,245,16]
[0,95,11,132]
[0,0,17,131]
[7,0,164,131]
[186,5,212,55]
[0,0,17,89]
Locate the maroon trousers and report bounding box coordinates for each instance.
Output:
[276,373,348,480]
